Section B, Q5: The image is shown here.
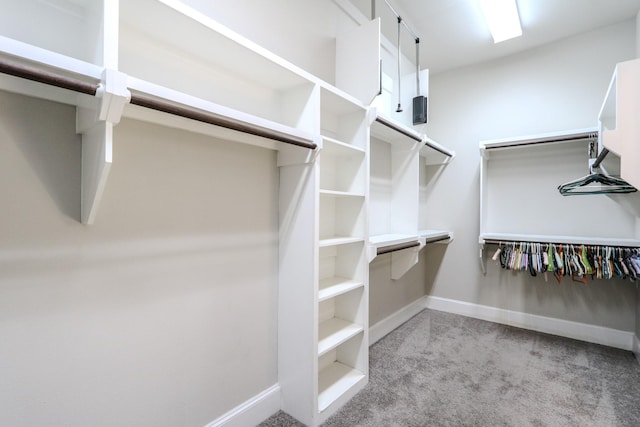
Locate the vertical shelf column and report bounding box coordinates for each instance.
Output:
[316,86,369,424]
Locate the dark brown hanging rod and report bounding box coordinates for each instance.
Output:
[375,115,422,143]
[129,93,317,150]
[423,235,451,244]
[591,148,610,169]
[374,115,452,157]
[0,58,317,150]
[484,131,598,150]
[377,240,420,255]
[0,58,100,95]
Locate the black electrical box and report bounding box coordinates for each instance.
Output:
[412,95,428,125]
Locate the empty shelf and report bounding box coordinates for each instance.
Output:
[319,237,365,247]
[318,318,363,356]
[318,277,364,302]
[318,362,366,412]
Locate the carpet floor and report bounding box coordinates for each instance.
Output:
[260,309,640,426]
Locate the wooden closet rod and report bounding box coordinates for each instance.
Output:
[377,240,420,255]
[129,93,318,150]
[484,130,598,150]
[0,58,317,150]
[423,235,451,244]
[375,115,422,142]
[0,58,99,95]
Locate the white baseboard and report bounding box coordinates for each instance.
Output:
[424,296,634,351]
[205,384,281,427]
[369,296,429,346]
[634,335,640,366]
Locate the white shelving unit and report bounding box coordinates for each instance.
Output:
[0,3,454,425]
[598,58,640,189]
[313,86,369,424]
[369,112,454,278]
[479,128,640,272]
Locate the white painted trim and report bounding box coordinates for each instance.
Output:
[205,384,281,427]
[424,296,634,351]
[369,296,429,345]
[634,334,640,366]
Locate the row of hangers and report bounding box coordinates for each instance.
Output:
[491,241,640,284]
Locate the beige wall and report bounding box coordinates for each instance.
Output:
[0,92,279,426]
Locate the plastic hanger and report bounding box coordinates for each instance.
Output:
[558,172,636,195]
[558,141,636,195]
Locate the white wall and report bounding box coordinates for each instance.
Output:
[422,20,638,331]
[179,0,357,84]
[0,92,279,426]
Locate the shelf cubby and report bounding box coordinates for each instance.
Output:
[317,334,367,414]
[319,138,366,195]
[119,0,315,130]
[319,242,366,298]
[320,86,368,150]
[319,192,365,244]
[0,0,108,66]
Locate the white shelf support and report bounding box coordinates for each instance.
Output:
[76,69,130,224]
[80,122,113,225]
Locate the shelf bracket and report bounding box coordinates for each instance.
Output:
[479,241,487,274]
[76,69,131,224]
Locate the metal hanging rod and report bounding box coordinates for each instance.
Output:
[375,115,422,142]
[372,0,420,42]
[483,130,598,150]
[129,93,317,150]
[0,58,317,150]
[377,240,420,255]
[591,148,610,169]
[0,59,99,95]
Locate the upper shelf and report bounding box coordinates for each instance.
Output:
[479,127,598,155]
[119,0,316,130]
[371,112,454,164]
[598,58,640,189]
[0,0,108,67]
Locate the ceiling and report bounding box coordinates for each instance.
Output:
[368,0,640,74]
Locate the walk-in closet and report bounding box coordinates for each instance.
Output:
[1,0,639,426]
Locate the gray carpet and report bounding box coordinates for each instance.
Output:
[260,309,640,426]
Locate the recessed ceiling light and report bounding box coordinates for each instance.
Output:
[478,0,522,43]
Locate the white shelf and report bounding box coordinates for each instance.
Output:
[369,233,419,248]
[480,233,640,248]
[479,127,598,153]
[319,237,365,248]
[119,0,315,129]
[124,77,316,152]
[419,229,452,245]
[597,58,640,190]
[318,318,363,356]
[0,0,108,66]
[317,362,366,413]
[319,190,365,198]
[322,136,366,155]
[318,277,364,302]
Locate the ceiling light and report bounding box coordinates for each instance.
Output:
[478,0,522,43]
